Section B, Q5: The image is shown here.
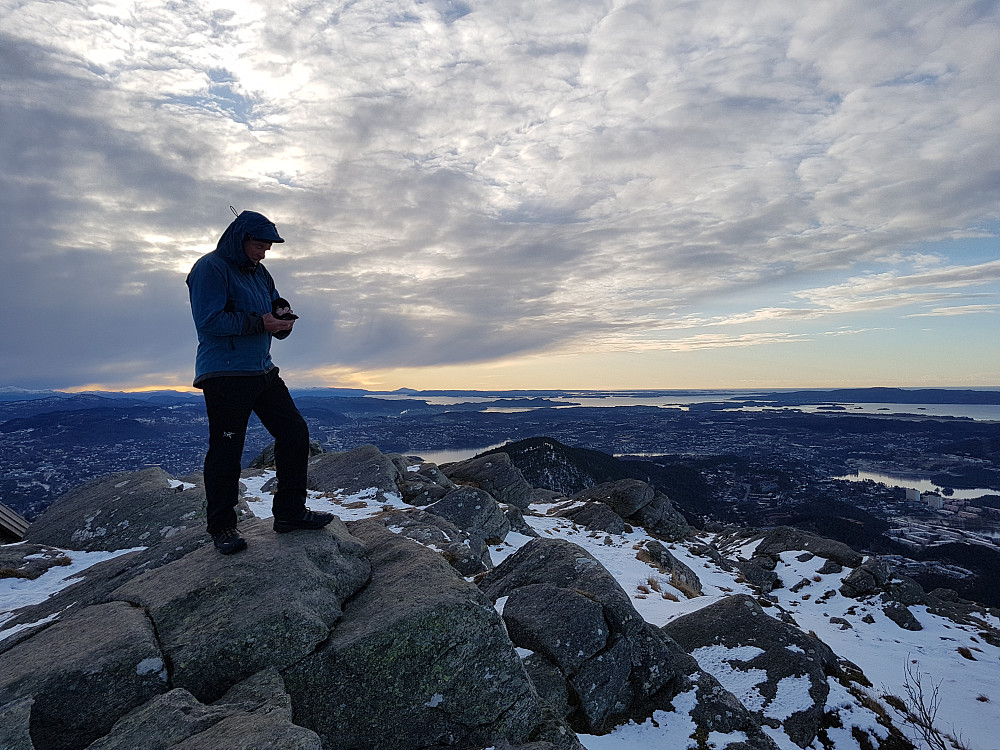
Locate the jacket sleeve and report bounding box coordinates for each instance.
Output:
[187,260,265,337]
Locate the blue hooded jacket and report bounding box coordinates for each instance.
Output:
[186,211,290,386]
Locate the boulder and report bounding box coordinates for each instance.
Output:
[23,467,206,551]
[502,583,609,674]
[87,669,322,750]
[443,453,535,509]
[572,479,654,518]
[111,518,371,703]
[839,558,894,599]
[882,601,922,631]
[734,559,781,594]
[282,521,580,750]
[374,508,493,575]
[396,459,463,506]
[307,444,401,502]
[503,503,540,538]
[482,540,774,746]
[627,492,690,541]
[554,501,626,534]
[426,486,511,544]
[0,601,168,750]
[884,575,927,607]
[663,594,840,748]
[639,540,702,596]
[481,538,643,640]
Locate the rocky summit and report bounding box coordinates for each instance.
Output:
[2,438,999,750]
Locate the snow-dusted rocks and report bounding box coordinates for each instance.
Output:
[0,543,71,581]
[663,594,842,748]
[479,538,774,748]
[425,485,511,545]
[639,540,703,596]
[306,443,402,501]
[555,501,627,534]
[572,480,691,541]
[7,440,1000,750]
[22,467,205,551]
[372,508,494,575]
[442,453,535,509]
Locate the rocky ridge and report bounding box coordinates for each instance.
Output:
[1,438,998,749]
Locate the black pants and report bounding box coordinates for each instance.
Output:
[201,369,309,534]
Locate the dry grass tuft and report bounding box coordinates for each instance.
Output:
[956,646,976,661]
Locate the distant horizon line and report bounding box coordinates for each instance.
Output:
[3,384,1000,396]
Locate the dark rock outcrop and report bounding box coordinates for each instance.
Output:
[443,453,535,510]
[283,521,581,750]
[0,695,33,750]
[397,462,458,505]
[571,480,690,541]
[111,518,371,703]
[572,479,654,518]
[751,527,863,568]
[629,491,690,541]
[479,538,775,748]
[0,543,71,580]
[882,600,923,631]
[425,486,511,544]
[0,601,167,750]
[839,558,894,599]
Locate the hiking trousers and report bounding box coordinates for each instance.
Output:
[201,369,309,535]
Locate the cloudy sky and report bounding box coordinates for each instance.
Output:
[2,0,998,392]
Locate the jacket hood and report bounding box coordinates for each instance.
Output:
[215,211,284,268]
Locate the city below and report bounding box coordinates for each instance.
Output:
[2,385,999,605]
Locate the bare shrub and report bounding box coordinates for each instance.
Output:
[882,658,975,750]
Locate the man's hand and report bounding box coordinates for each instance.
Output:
[262,312,295,333]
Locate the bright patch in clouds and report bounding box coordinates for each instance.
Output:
[1,0,998,389]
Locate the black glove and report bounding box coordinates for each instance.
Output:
[272,297,299,320]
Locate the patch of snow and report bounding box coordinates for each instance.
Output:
[0,612,61,643]
[0,546,142,627]
[690,644,768,713]
[136,656,167,681]
[578,687,699,749]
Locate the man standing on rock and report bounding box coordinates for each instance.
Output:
[187,209,333,554]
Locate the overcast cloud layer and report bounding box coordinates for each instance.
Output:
[2,0,998,390]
